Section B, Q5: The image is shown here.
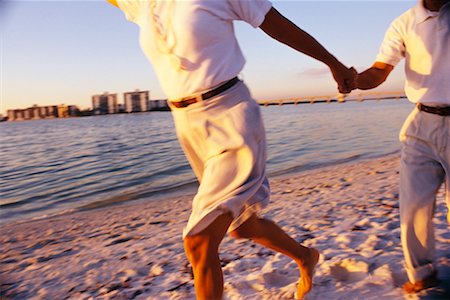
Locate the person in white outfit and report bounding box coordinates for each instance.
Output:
[355,0,450,293]
[107,0,356,299]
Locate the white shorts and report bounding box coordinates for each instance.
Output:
[170,81,270,238]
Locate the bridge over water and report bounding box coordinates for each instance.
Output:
[258,91,406,106]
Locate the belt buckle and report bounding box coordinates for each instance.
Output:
[170,78,238,109]
[172,94,203,108]
[184,94,203,107]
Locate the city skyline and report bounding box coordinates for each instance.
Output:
[5,88,171,121]
[5,87,170,120]
[2,0,416,115]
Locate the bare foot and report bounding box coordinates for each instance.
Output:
[402,272,438,293]
[295,247,320,300]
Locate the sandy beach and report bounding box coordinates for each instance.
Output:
[1,154,449,300]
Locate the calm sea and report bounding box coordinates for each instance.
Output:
[0,99,414,223]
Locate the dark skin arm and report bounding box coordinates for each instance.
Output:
[356,61,394,90]
[260,8,356,94]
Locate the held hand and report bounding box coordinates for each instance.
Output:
[354,71,363,90]
[347,67,358,92]
[338,67,357,94]
[330,64,357,94]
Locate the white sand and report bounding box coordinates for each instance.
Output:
[1,154,449,299]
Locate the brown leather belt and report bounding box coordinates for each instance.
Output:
[417,103,450,116]
[170,77,239,108]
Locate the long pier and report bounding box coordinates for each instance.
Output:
[258,91,406,106]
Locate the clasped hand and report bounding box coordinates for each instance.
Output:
[330,64,358,94]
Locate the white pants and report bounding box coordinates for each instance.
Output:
[170,81,270,238]
[399,107,450,283]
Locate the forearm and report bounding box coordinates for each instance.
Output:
[356,63,394,90]
[356,68,386,90]
[260,8,341,69]
[260,7,357,93]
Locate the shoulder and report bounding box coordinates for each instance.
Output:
[385,6,416,38]
[391,5,417,29]
[226,0,272,27]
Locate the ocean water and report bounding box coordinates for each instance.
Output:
[0,99,414,223]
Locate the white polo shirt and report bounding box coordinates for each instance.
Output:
[117,0,272,100]
[376,1,450,105]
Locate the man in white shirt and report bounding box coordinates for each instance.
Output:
[355,0,450,293]
[107,0,356,299]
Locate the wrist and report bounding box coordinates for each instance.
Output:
[324,55,341,70]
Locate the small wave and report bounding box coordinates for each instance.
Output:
[268,154,359,177]
[0,194,48,208]
[268,150,399,178]
[76,180,198,211]
[0,208,78,225]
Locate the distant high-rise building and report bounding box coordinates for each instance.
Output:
[124,90,149,113]
[6,104,73,121]
[92,92,118,114]
[58,105,69,118]
[7,109,24,121]
[67,105,80,116]
[149,99,169,111]
[47,106,58,118]
[31,105,40,120]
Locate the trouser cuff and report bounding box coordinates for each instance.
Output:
[405,262,436,283]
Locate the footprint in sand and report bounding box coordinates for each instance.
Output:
[149,220,170,226]
[36,248,78,263]
[329,259,368,283]
[127,222,146,230]
[261,269,294,287]
[150,264,164,276]
[104,235,136,247]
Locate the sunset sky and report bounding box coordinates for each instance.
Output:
[1,0,416,114]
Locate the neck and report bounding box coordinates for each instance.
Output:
[423,0,449,11]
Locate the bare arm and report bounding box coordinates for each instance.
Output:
[259,7,356,93]
[356,62,394,90]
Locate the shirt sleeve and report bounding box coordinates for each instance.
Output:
[375,16,406,66]
[227,0,272,28]
[116,0,146,24]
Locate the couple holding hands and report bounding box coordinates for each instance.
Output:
[107,0,449,299]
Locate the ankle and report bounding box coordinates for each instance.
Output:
[295,247,316,266]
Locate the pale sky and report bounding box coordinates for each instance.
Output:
[1,0,416,115]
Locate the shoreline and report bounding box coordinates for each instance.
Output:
[1,153,449,299]
[1,150,400,227]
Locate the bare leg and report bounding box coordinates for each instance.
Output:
[230,214,319,299]
[184,213,233,300]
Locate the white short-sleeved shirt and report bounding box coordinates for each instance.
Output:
[376,1,450,104]
[117,0,272,100]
